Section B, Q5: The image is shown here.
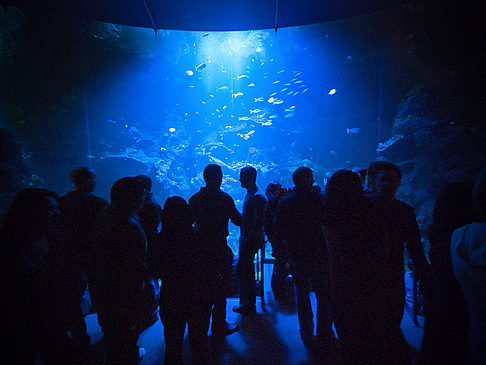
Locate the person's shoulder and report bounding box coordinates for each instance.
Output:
[88,193,109,205]
[278,191,296,207]
[219,189,233,199]
[255,187,267,200]
[189,188,205,202]
[59,190,80,204]
[451,224,467,244]
[395,199,416,215]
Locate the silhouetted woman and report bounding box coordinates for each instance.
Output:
[0,188,80,364]
[153,196,216,365]
[323,170,381,364]
[419,182,475,364]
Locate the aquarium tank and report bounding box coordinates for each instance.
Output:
[1,2,484,254]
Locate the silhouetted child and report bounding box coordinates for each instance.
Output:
[135,174,162,329]
[265,182,292,304]
[275,167,335,351]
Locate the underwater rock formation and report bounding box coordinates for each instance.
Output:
[378,86,486,245]
[0,128,32,219]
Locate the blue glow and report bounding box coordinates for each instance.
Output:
[77,23,378,254]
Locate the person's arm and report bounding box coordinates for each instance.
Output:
[229,197,242,227]
[404,205,430,280]
[251,194,267,242]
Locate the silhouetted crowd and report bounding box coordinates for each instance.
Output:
[1,160,485,365]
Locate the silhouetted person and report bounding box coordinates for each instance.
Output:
[135,174,162,328]
[451,164,486,364]
[90,177,148,364]
[233,166,267,315]
[189,164,241,336]
[135,174,162,248]
[265,182,291,303]
[419,182,475,365]
[154,196,215,365]
[324,170,381,364]
[275,167,335,349]
[0,188,81,364]
[58,166,108,357]
[366,160,429,363]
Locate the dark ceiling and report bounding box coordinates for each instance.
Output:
[4,0,412,31]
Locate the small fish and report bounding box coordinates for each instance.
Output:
[328,88,337,95]
[209,94,214,98]
[272,80,280,84]
[261,121,273,126]
[217,86,229,91]
[237,74,249,79]
[239,116,250,121]
[250,109,262,114]
[185,70,194,76]
[270,92,277,97]
[268,97,275,103]
[301,88,309,93]
[254,97,264,102]
[233,92,243,98]
[277,70,285,74]
[285,112,295,118]
[169,127,176,133]
[247,130,255,135]
[202,33,210,37]
[281,88,288,92]
[269,114,278,119]
[196,63,207,71]
[346,127,360,134]
[273,99,284,105]
[294,80,303,84]
[248,83,255,87]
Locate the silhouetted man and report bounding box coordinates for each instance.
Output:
[233,166,267,315]
[135,174,162,248]
[366,160,429,363]
[135,174,162,328]
[275,167,335,349]
[189,164,241,337]
[58,167,108,358]
[90,177,148,364]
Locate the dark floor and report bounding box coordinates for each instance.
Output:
[82,264,424,364]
